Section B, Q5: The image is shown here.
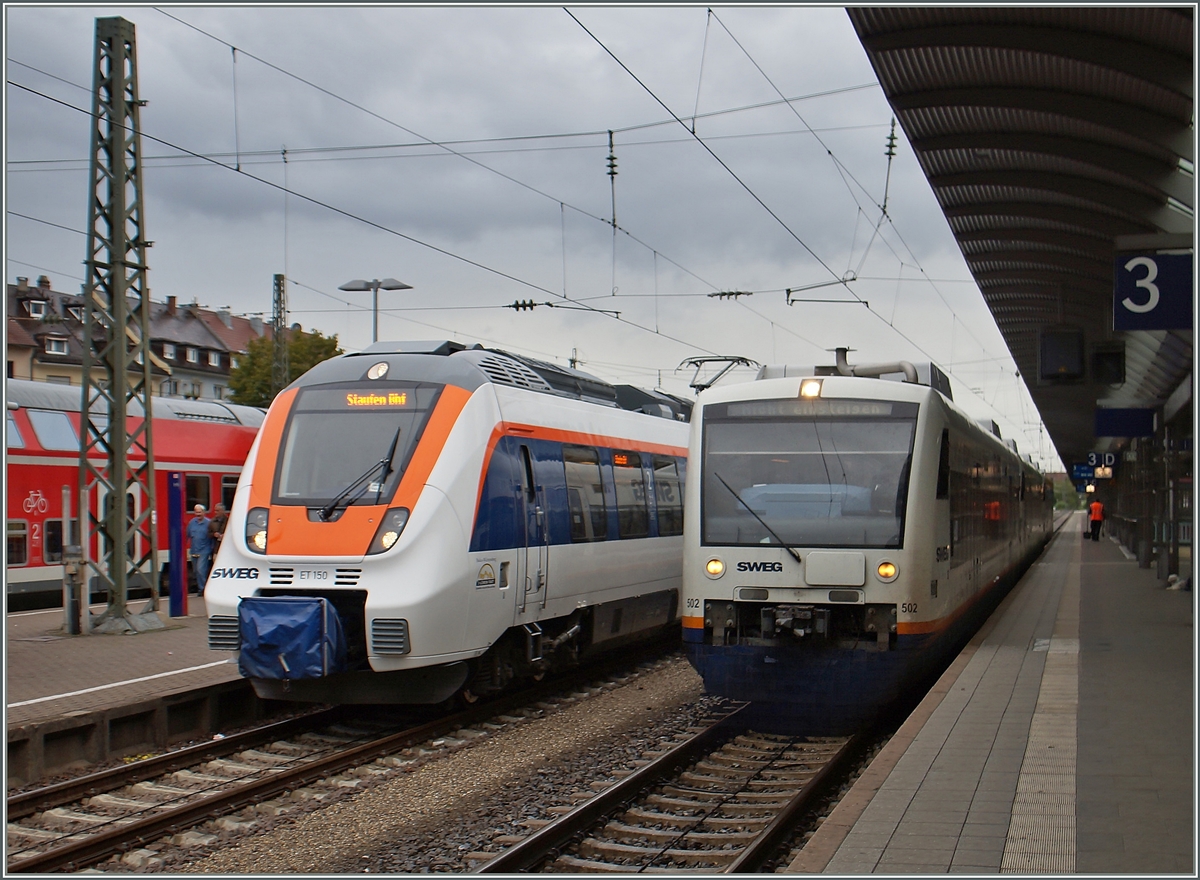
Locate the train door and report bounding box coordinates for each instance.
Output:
[515,443,549,615]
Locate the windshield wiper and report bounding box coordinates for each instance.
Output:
[714,472,803,563]
[318,426,402,522]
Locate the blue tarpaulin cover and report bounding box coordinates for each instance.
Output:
[238,596,347,680]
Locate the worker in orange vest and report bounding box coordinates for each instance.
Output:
[1088,498,1105,541]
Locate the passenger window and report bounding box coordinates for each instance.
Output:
[563,445,606,542]
[653,455,683,537]
[7,413,25,448]
[612,451,649,539]
[186,475,211,511]
[27,410,78,451]
[8,521,29,566]
[222,475,239,509]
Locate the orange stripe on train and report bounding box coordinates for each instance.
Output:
[472,421,688,526]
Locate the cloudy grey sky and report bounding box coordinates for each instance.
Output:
[5,4,1062,468]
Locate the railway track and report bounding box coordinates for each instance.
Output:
[474,706,866,873]
[6,646,679,874]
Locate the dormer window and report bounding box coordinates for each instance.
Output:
[27,301,47,318]
[45,337,68,355]
[186,347,198,363]
[163,343,176,360]
[208,351,221,367]
[67,306,84,321]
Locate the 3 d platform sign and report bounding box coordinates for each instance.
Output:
[1114,253,1193,331]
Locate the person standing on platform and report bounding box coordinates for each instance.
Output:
[187,504,214,595]
[1088,497,1105,541]
[209,502,229,555]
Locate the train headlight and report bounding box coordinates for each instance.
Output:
[705,558,725,578]
[799,379,822,398]
[368,508,410,555]
[876,561,898,582]
[245,507,269,554]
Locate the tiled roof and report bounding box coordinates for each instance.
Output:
[196,310,271,352]
[7,317,38,348]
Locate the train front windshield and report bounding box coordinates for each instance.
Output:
[701,398,917,549]
[273,382,443,507]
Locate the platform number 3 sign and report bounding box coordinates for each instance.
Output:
[1113,253,1193,332]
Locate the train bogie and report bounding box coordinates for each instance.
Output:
[205,341,690,705]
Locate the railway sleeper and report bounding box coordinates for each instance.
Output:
[39,807,134,828]
[676,770,801,791]
[550,854,702,873]
[7,822,66,843]
[576,838,742,867]
[621,807,773,830]
[82,792,164,811]
[169,768,233,786]
[651,791,781,813]
[599,821,761,846]
[129,781,194,798]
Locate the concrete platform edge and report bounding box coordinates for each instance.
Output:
[6,679,288,786]
[786,636,982,872]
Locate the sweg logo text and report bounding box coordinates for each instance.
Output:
[736,561,783,572]
[210,567,261,580]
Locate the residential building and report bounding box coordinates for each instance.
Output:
[5,275,279,400]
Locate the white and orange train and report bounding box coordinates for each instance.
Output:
[5,379,263,609]
[682,351,1054,733]
[205,341,690,704]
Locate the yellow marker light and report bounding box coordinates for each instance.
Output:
[380,530,400,550]
[876,561,898,580]
[799,379,822,398]
[251,531,267,551]
[706,558,725,577]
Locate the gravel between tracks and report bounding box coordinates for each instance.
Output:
[166,656,713,873]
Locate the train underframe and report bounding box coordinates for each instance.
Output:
[685,542,1049,734]
[241,587,679,705]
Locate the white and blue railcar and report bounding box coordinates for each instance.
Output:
[682,350,1053,733]
[206,341,689,704]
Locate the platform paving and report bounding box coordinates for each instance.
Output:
[788,512,1194,874]
[6,597,239,730]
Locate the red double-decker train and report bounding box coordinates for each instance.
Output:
[6,379,263,609]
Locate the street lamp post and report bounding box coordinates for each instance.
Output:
[338,277,413,343]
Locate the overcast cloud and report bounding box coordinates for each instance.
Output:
[5,4,1062,469]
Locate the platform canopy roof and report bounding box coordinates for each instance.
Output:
[848,7,1193,469]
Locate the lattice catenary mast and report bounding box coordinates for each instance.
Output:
[79,16,165,633]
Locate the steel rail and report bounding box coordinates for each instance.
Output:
[475,704,747,873]
[9,642,681,873]
[724,731,867,872]
[7,706,346,821]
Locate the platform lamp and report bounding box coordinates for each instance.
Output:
[338,277,413,343]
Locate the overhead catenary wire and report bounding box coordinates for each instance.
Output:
[9,79,728,364]
[564,7,1045,457]
[8,15,1043,458]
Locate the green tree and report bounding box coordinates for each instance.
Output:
[228,328,343,407]
[1052,474,1083,510]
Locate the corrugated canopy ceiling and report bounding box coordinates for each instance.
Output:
[848,7,1193,469]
